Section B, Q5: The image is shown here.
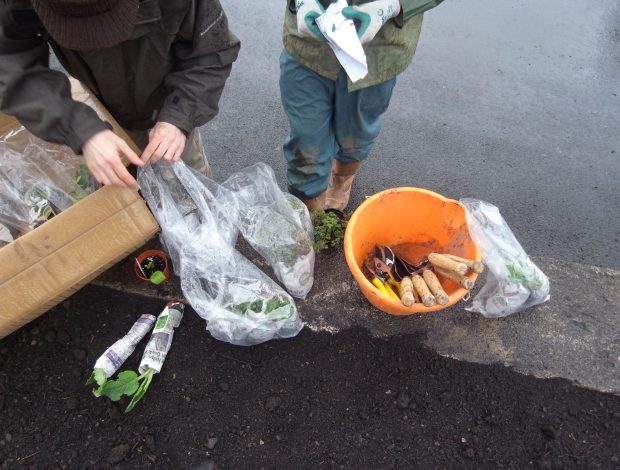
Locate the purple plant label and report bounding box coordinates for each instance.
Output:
[104,349,124,369]
[137,315,156,326]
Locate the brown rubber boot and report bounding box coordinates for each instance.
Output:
[325,161,361,211]
[301,192,326,211]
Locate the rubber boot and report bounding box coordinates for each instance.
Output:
[301,192,326,211]
[325,161,362,211]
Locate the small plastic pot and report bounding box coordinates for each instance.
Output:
[134,249,170,285]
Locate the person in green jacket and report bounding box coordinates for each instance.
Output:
[280,0,442,210]
[0,0,240,189]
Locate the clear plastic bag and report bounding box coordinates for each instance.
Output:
[217,163,315,299]
[0,127,98,237]
[138,162,304,346]
[461,198,550,318]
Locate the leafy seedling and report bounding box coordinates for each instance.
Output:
[311,209,346,252]
[136,255,167,285]
[73,164,92,201]
[86,368,155,413]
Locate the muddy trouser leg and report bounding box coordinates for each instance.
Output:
[125,128,211,180]
[333,75,396,164]
[279,49,338,200]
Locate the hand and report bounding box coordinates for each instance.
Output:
[295,0,325,40]
[83,130,144,189]
[342,0,401,44]
[141,122,187,165]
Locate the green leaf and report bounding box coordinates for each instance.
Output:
[85,368,107,387]
[125,369,154,413]
[150,270,167,285]
[75,164,90,190]
[266,297,289,314]
[233,301,250,314]
[249,299,263,313]
[96,370,140,402]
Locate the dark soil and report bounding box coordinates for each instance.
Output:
[0,285,619,469]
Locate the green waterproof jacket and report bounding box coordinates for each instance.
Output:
[283,0,443,91]
[0,0,240,154]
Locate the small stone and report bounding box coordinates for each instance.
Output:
[65,397,79,411]
[206,437,218,450]
[144,435,155,452]
[396,392,410,409]
[107,406,121,419]
[464,448,475,459]
[275,435,282,442]
[218,381,229,392]
[44,330,57,343]
[72,349,86,361]
[439,392,452,403]
[265,396,281,412]
[30,340,37,346]
[538,457,553,469]
[5,433,12,442]
[56,330,70,344]
[193,461,215,470]
[30,327,40,336]
[541,427,556,440]
[107,444,129,464]
[611,456,618,463]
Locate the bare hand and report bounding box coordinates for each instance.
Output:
[83,130,144,189]
[141,122,186,165]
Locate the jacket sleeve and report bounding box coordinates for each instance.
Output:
[0,2,110,154]
[156,0,241,134]
[397,0,444,25]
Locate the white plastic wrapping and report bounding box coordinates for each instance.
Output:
[217,164,315,298]
[461,198,550,318]
[139,302,184,374]
[138,162,304,346]
[0,127,98,237]
[0,222,12,248]
[93,314,156,378]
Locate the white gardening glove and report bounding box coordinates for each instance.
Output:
[342,0,401,44]
[295,0,326,40]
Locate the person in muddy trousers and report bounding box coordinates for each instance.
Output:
[0,0,240,189]
[280,0,442,211]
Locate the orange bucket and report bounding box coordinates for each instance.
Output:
[344,187,481,315]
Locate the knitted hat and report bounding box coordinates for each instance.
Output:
[31,0,139,51]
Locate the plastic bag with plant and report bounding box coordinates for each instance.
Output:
[461,198,550,318]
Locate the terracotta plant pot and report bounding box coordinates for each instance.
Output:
[134,249,170,285]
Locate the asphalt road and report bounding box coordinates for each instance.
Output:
[206,0,620,269]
